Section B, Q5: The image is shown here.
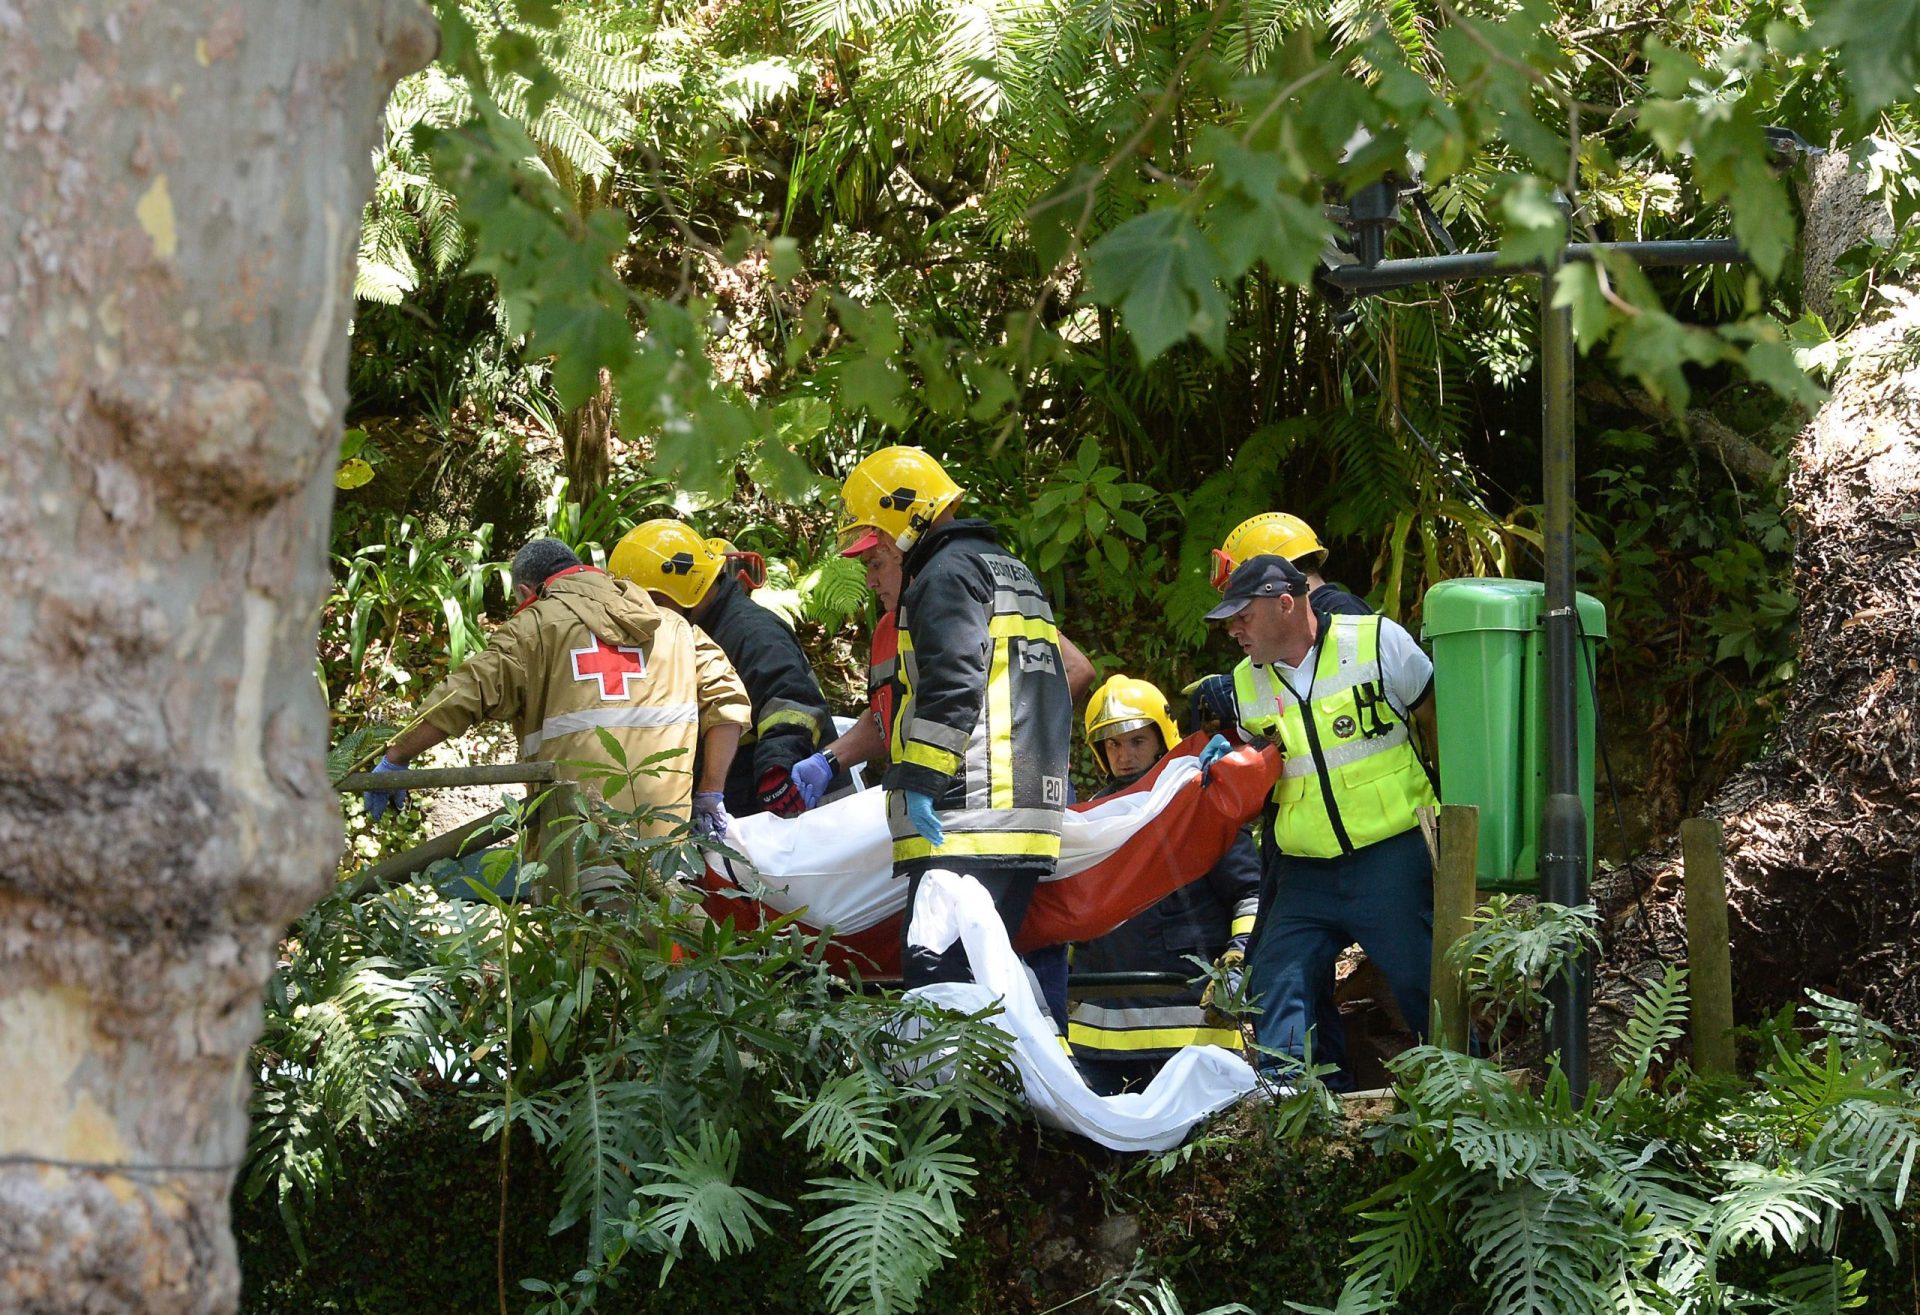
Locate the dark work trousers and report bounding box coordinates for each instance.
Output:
[1077,1054,1164,1097]
[1246,827,1433,1089]
[1023,941,1071,1035]
[900,861,1048,990]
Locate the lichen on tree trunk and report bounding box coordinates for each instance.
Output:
[0,4,433,1311]
[1602,154,1920,1041]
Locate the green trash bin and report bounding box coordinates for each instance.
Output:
[1421,579,1608,894]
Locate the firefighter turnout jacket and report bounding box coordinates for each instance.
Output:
[1233,611,1437,859]
[418,568,751,837]
[868,609,902,747]
[882,520,1073,869]
[694,575,835,816]
[1067,777,1261,1062]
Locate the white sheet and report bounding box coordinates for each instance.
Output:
[904,869,1257,1153]
[706,756,1208,935]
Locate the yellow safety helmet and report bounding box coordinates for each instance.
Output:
[1210,512,1327,589]
[836,446,963,555]
[1085,675,1178,774]
[609,519,724,610]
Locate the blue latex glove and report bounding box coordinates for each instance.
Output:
[691,791,729,841]
[790,752,835,810]
[1198,733,1232,784]
[362,758,409,822]
[904,791,945,848]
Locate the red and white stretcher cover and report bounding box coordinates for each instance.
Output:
[697,735,1280,977]
[906,869,1262,1151]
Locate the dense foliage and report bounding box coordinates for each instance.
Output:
[261,0,1920,1310]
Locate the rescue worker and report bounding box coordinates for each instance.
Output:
[789,530,1095,801]
[1211,513,1369,616]
[827,446,1074,991]
[363,537,751,844]
[1201,555,1440,1086]
[1185,512,1373,1065]
[1068,676,1260,1096]
[706,537,767,594]
[787,509,1090,1023]
[611,520,836,820]
[1188,512,1369,736]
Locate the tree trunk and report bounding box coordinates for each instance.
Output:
[1600,157,1920,1040]
[560,366,616,498]
[0,5,433,1311]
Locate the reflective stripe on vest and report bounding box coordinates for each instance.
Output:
[1233,614,1435,860]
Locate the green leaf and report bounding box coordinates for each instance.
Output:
[335,458,376,490]
[769,236,803,283]
[1496,177,1566,269]
[840,353,910,429]
[1085,209,1230,363]
[1610,311,1735,414]
[1551,263,1613,351]
[1811,0,1920,120]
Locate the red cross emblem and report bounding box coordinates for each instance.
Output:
[570,636,646,700]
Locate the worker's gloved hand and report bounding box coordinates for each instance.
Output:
[1198,734,1232,784]
[691,791,730,841]
[1200,948,1247,1029]
[904,790,945,848]
[1184,673,1237,737]
[362,758,409,822]
[757,767,808,818]
[789,752,835,810]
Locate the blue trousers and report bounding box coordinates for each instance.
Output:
[1246,827,1433,1083]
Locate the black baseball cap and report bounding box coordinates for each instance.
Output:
[1204,554,1309,620]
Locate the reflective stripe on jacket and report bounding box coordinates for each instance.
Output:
[419,571,750,837]
[881,520,1073,868]
[1067,779,1260,1061]
[694,575,833,815]
[1233,612,1436,859]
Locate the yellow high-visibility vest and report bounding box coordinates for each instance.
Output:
[1233,613,1435,859]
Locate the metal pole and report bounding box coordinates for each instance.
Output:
[1318,239,1745,293]
[1539,257,1590,1100]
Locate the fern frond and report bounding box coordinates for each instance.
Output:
[802,1169,966,1315]
[1611,965,1690,1092]
[638,1123,790,1282]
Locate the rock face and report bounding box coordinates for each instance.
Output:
[0,4,432,1310]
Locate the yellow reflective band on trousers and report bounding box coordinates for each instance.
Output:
[1067,1022,1244,1053]
[892,830,1062,862]
[1233,613,1436,860]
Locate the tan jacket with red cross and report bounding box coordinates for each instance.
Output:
[418,568,750,836]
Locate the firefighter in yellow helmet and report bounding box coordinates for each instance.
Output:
[611,519,837,822]
[1068,676,1260,1095]
[1186,512,1372,740]
[833,446,1074,994]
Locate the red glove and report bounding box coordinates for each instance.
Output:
[757,767,807,818]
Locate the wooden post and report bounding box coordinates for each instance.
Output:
[1681,817,1736,1074]
[1430,804,1481,1052]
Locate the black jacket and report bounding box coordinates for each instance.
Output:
[1067,774,1262,1062]
[695,576,832,816]
[882,519,1072,870]
[1310,581,1372,616]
